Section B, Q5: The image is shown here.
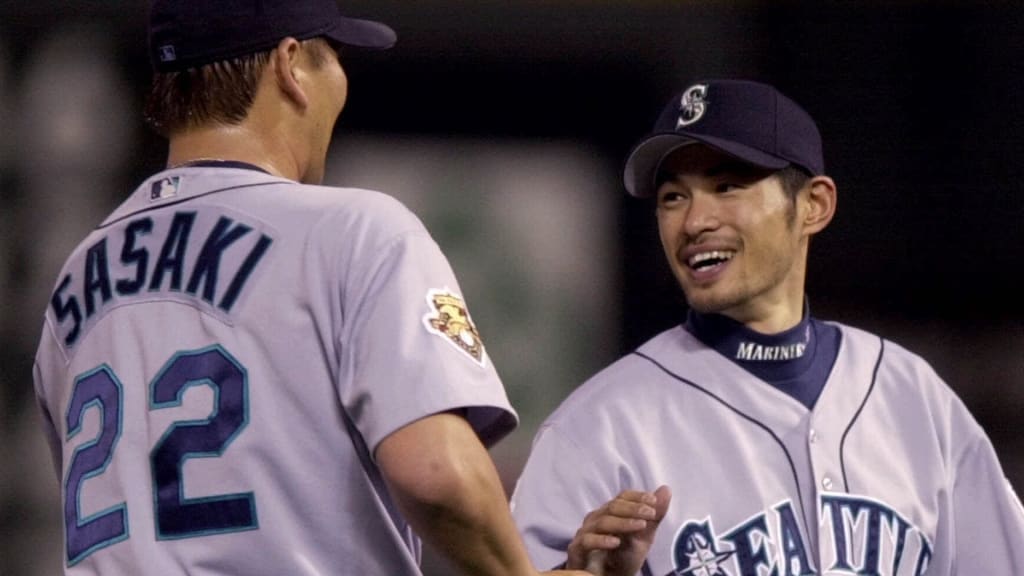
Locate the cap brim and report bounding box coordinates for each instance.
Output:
[326,17,397,50]
[623,133,790,197]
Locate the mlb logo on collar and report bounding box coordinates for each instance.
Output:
[151,176,181,200]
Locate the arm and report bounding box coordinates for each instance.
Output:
[568,486,672,576]
[33,359,63,479]
[376,411,588,576]
[950,435,1024,572]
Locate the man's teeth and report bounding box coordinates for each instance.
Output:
[689,251,734,269]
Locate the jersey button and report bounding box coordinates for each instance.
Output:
[809,428,818,443]
[822,476,834,490]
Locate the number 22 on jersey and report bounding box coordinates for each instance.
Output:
[63,345,257,566]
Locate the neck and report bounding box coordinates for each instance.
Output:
[735,297,806,334]
[720,266,808,334]
[166,123,302,181]
[738,246,809,334]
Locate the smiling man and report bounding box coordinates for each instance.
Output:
[510,79,1024,576]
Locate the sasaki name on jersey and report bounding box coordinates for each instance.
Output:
[49,210,273,348]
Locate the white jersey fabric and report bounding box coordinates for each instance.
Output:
[34,165,517,575]
[511,323,1024,575]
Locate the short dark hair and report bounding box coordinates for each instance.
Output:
[144,38,333,137]
[774,164,813,200]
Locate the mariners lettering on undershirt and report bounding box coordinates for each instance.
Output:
[735,338,808,361]
[685,304,817,363]
[685,304,841,410]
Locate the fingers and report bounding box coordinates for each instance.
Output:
[602,490,660,523]
[566,488,668,570]
[575,530,623,551]
[635,485,673,544]
[584,549,607,576]
[567,530,621,569]
[651,485,672,521]
[580,493,657,541]
[614,489,660,507]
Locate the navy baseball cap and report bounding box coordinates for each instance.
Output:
[623,79,824,197]
[148,0,397,73]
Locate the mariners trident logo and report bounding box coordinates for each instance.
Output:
[677,84,708,128]
[668,520,733,576]
[423,288,487,366]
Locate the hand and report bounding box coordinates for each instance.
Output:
[542,571,596,576]
[566,485,672,576]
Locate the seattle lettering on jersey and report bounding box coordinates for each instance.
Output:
[50,210,273,347]
[669,494,932,576]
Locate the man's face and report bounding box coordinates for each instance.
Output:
[655,145,807,327]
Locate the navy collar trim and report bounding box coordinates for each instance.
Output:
[684,302,817,381]
[170,160,271,174]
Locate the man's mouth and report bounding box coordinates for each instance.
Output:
[687,250,735,271]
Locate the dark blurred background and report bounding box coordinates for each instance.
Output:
[1,2,1022,575]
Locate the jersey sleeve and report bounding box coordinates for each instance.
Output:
[511,422,615,570]
[32,323,64,481]
[336,210,517,456]
[950,433,1024,572]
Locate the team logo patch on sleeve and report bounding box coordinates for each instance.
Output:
[422,288,487,367]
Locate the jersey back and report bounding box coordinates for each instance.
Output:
[34,165,517,575]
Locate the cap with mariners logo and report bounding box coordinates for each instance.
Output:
[148,0,397,73]
[623,79,824,198]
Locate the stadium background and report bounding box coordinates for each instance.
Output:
[1,2,1022,574]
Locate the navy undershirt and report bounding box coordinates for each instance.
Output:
[684,304,841,410]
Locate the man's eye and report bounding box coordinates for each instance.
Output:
[716,182,741,193]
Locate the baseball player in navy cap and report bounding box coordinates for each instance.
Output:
[32,2,588,575]
[511,79,1024,575]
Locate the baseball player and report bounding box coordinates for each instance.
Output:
[510,79,1024,575]
[31,2,589,576]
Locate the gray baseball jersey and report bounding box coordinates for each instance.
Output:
[33,163,517,575]
[511,322,1024,575]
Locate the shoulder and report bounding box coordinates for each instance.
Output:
[260,184,435,263]
[537,327,689,430]
[827,320,946,386]
[828,319,988,440]
[290,184,425,233]
[118,169,430,240]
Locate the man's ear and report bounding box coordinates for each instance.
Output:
[272,36,308,109]
[802,175,837,236]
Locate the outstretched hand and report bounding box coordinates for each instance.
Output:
[566,485,672,576]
